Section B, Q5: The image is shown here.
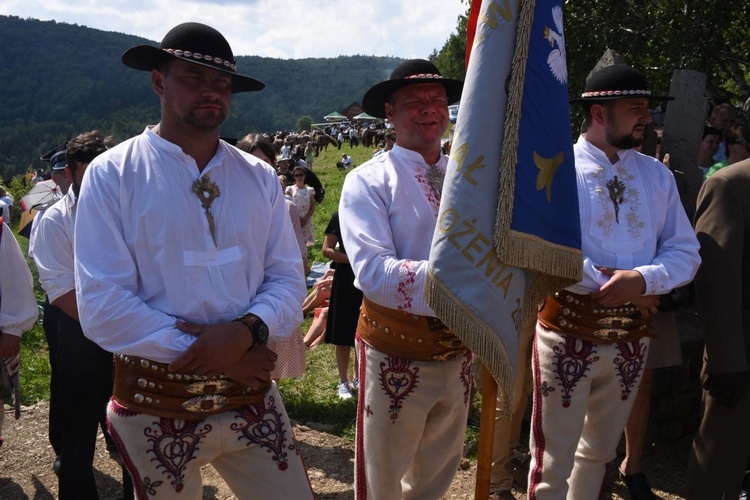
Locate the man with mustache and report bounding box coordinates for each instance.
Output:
[528,65,700,499]
[73,23,312,499]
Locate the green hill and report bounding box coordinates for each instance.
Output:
[0,15,404,179]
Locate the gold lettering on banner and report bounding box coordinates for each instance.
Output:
[452,142,485,186]
[494,272,514,297]
[511,297,522,330]
[481,0,518,29]
[438,207,460,234]
[453,142,469,173]
[447,218,477,250]
[464,156,486,186]
[462,231,490,262]
[437,207,515,299]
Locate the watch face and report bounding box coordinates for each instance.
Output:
[255,321,270,344]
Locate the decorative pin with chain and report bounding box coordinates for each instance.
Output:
[606,175,626,223]
[192,175,221,246]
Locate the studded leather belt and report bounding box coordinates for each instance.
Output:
[113,355,270,420]
[537,291,655,344]
[357,297,468,362]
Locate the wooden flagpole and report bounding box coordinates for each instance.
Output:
[475,364,498,499]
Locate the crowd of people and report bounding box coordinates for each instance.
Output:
[1,19,749,500]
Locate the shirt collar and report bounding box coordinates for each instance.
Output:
[390,144,447,168]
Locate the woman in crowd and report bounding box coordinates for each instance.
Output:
[286,166,316,246]
[322,211,363,400]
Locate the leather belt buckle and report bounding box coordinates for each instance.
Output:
[593,328,631,342]
[596,316,634,329]
[184,379,233,395]
[182,394,229,413]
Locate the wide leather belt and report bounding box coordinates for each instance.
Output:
[537,290,655,344]
[357,297,469,362]
[113,355,270,420]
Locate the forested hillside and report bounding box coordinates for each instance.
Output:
[0,16,404,179]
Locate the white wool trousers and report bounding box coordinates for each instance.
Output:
[354,340,472,500]
[528,324,650,500]
[107,383,313,500]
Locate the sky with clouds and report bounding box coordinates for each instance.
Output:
[0,0,468,59]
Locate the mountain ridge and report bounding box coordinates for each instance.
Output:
[0,15,405,177]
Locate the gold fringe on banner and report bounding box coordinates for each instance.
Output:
[494,0,583,287]
[425,268,514,419]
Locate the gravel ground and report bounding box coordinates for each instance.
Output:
[0,400,691,499]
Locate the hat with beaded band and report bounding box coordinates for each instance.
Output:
[362,59,463,118]
[570,64,673,105]
[121,22,265,93]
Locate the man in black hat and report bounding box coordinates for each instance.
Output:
[73,23,312,499]
[339,59,468,499]
[31,131,130,499]
[27,142,70,469]
[49,149,73,196]
[527,64,700,498]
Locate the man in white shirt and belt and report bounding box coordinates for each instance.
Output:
[527,64,701,499]
[32,131,132,499]
[27,143,71,466]
[74,22,312,499]
[339,59,467,499]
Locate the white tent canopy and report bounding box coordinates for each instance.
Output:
[352,112,379,121]
[323,112,347,121]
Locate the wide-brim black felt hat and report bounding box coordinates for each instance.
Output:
[362,59,463,118]
[570,64,673,104]
[122,22,265,93]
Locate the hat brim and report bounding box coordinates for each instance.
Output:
[122,45,265,93]
[362,78,463,118]
[570,94,675,105]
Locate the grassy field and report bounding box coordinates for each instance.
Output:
[13,137,480,447]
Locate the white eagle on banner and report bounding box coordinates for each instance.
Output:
[544,5,567,85]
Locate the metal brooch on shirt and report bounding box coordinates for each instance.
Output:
[426,164,445,199]
[606,175,626,223]
[192,175,221,246]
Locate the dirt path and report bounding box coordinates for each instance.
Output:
[1,401,689,499]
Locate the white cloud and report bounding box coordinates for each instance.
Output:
[0,0,467,59]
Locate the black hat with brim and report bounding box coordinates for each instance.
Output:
[570,64,673,105]
[362,59,463,119]
[122,22,265,93]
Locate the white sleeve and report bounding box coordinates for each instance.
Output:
[0,223,39,336]
[74,161,192,362]
[339,168,433,315]
[32,207,75,302]
[633,177,701,295]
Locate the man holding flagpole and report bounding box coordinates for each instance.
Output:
[528,64,700,498]
[339,59,470,499]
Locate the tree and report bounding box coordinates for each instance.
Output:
[296,115,314,132]
[564,0,750,104]
[433,1,750,106]
[433,5,470,81]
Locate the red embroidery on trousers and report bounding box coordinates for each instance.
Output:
[614,340,647,400]
[355,337,368,500]
[552,335,600,408]
[528,332,545,499]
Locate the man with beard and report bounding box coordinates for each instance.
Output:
[31,131,132,499]
[73,23,312,499]
[527,65,700,498]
